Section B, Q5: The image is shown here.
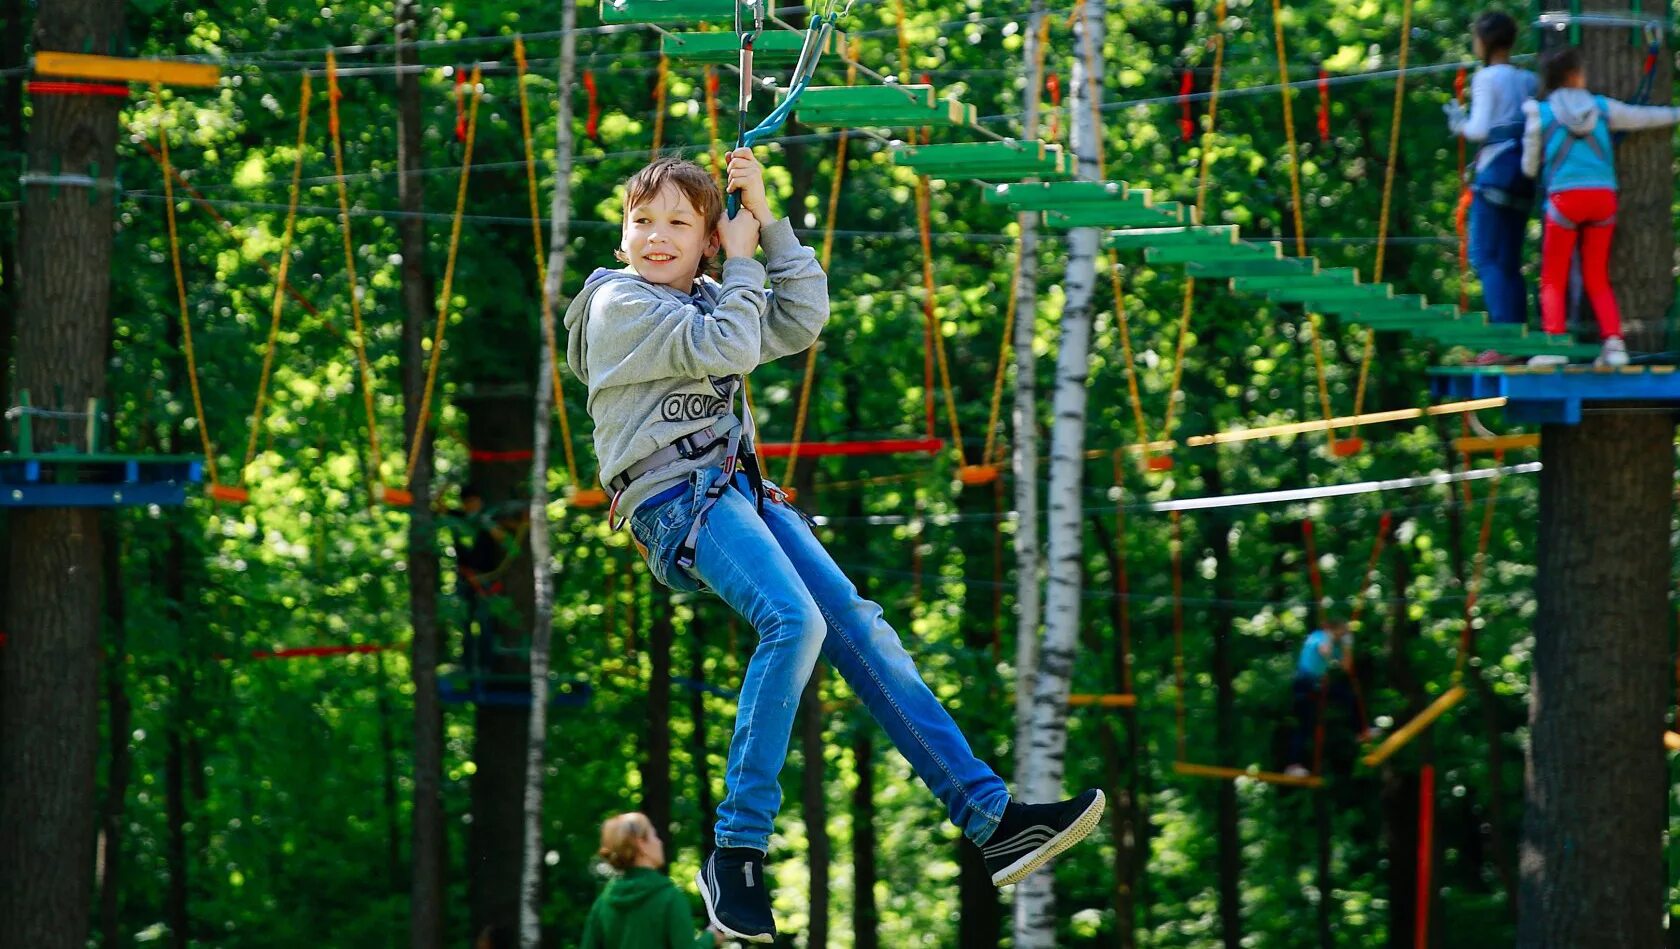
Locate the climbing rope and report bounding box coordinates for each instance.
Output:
[153,81,219,488]
[1352,0,1415,422]
[515,37,585,493]
[704,68,724,186]
[1269,0,1337,445]
[651,52,670,158]
[782,40,859,486]
[1453,67,1471,313]
[403,65,484,488]
[1158,0,1228,451]
[326,52,387,500]
[241,74,312,481]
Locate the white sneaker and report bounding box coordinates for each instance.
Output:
[1596,336,1629,368]
[1527,354,1569,368]
[1283,764,1310,778]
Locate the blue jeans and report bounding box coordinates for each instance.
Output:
[630,468,1010,852]
[1467,193,1529,325]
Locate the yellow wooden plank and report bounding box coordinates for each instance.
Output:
[1452,434,1540,454]
[1068,693,1137,708]
[35,51,220,88]
[1172,760,1323,789]
[1362,685,1466,767]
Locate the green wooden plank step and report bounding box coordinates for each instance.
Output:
[600,0,737,24]
[1232,268,1359,290]
[661,30,842,65]
[1046,202,1190,229]
[1104,225,1240,250]
[981,180,1139,209]
[792,84,941,110]
[1188,257,1314,278]
[1263,283,1394,306]
[893,140,1069,180]
[1146,240,1280,265]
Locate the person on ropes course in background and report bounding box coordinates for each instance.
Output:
[579,812,725,948]
[1444,10,1536,363]
[1284,618,1381,778]
[563,153,1104,944]
[445,483,519,675]
[1522,46,1680,368]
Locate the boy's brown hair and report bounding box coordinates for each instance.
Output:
[617,157,725,280]
[1540,46,1585,95]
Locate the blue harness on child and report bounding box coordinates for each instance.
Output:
[1537,96,1618,230]
[1471,120,1535,211]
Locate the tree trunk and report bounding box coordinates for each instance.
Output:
[463,393,537,941]
[98,515,131,949]
[851,729,879,949]
[643,587,675,851]
[1518,7,1675,945]
[0,3,121,946]
[163,524,191,949]
[1519,416,1673,946]
[1191,464,1241,949]
[1015,3,1103,944]
[690,615,718,866]
[395,3,446,944]
[957,495,1002,949]
[0,0,23,443]
[800,665,831,948]
[520,13,576,944]
[1379,536,1423,948]
[1090,515,1142,948]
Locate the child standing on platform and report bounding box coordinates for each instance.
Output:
[1522,46,1680,367]
[563,153,1104,944]
[1445,11,1537,344]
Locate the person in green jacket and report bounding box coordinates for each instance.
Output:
[581,812,724,949]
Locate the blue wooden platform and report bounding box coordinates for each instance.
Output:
[0,453,204,507]
[1430,365,1680,425]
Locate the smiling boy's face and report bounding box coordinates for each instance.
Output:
[621,183,721,292]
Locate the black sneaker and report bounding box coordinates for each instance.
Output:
[697,847,777,944]
[982,789,1107,887]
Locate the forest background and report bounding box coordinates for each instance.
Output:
[1,0,1677,945]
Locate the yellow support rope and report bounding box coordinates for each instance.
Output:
[1269,0,1337,445]
[703,66,724,187]
[1351,0,1415,421]
[651,53,670,159]
[979,247,1022,470]
[403,65,483,486]
[515,37,584,492]
[327,52,386,495]
[781,41,859,486]
[241,74,312,479]
[1159,0,1227,444]
[153,81,219,488]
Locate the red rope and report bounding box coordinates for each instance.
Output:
[1046,72,1062,142]
[1178,67,1195,141]
[454,70,467,142]
[755,437,944,459]
[1453,67,1471,312]
[469,448,535,462]
[1316,65,1331,141]
[251,644,392,660]
[27,80,130,97]
[1415,763,1436,948]
[584,70,601,140]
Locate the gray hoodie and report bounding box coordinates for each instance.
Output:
[1521,87,1680,179]
[563,217,828,517]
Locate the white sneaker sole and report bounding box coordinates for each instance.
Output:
[989,790,1107,887]
[696,866,776,944]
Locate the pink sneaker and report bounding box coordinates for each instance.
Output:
[1471,349,1506,366]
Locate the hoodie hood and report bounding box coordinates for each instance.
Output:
[598,866,674,911]
[1547,87,1601,135]
[563,267,717,386]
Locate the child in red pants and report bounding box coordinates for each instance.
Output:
[1521,47,1680,367]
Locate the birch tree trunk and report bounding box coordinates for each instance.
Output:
[1013,1,1103,945]
[519,6,576,946]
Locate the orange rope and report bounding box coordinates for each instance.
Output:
[980,245,1023,469]
[154,81,218,486]
[704,67,723,187]
[241,74,312,479]
[515,38,583,491]
[404,65,483,485]
[651,53,670,159]
[1352,0,1415,420]
[1269,0,1336,444]
[1453,67,1471,313]
[1111,256,1151,453]
[1159,0,1227,442]
[782,41,858,486]
[327,53,385,493]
